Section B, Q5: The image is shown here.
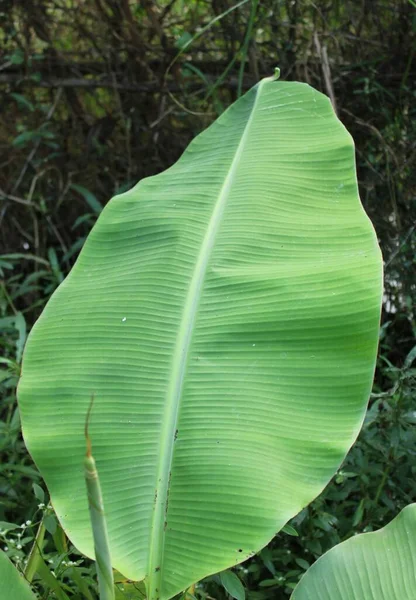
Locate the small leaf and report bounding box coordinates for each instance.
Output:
[404,345,416,369]
[10,407,21,432]
[295,559,310,571]
[352,498,365,527]
[339,471,357,478]
[260,548,276,575]
[12,131,37,147]
[47,248,64,283]
[0,521,20,532]
[175,32,192,49]
[0,318,17,329]
[259,578,280,588]
[33,483,45,503]
[220,570,245,600]
[71,184,103,214]
[282,524,299,537]
[44,514,58,535]
[13,312,26,364]
[0,253,49,266]
[71,214,95,230]
[10,93,34,112]
[10,49,25,65]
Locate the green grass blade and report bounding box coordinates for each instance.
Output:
[35,554,72,600]
[24,514,46,583]
[237,0,259,97]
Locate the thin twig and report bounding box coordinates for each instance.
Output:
[314,32,337,114]
[46,215,68,254]
[385,226,415,267]
[0,188,35,206]
[0,73,258,92]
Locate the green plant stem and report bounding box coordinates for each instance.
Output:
[85,396,115,600]
[374,466,390,506]
[24,515,46,583]
[237,0,259,97]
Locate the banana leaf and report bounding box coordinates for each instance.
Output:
[18,74,382,600]
[291,504,416,599]
[0,551,37,599]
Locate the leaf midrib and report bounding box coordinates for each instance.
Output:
[147,77,270,598]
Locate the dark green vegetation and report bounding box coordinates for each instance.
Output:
[0,1,415,599]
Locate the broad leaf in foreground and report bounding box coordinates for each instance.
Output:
[0,551,37,600]
[291,504,416,600]
[18,74,382,599]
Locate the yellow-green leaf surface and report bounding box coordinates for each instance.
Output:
[18,76,382,600]
[0,551,37,600]
[291,504,416,600]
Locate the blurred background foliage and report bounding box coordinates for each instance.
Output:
[0,0,415,598]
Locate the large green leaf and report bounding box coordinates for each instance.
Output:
[18,75,382,600]
[291,504,416,599]
[0,551,37,600]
